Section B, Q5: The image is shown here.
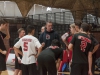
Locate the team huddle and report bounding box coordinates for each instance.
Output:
[0,19,99,75]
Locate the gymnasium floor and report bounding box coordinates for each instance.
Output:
[1,65,14,75]
[1,65,100,75]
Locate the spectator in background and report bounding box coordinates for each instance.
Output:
[14,28,25,75]
[39,21,60,49]
[0,19,10,75]
[41,26,45,34]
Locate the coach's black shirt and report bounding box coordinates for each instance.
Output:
[14,38,22,59]
[70,33,93,64]
[0,31,6,59]
[39,47,63,60]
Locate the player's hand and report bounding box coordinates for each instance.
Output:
[41,42,45,47]
[4,23,9,31]
[2,51,7,55]
[88,70,92,75]
[17,57,21,63]
[6,23,9,29]
[34,54,38,58]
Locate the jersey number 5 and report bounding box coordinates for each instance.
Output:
[24,42,28,51]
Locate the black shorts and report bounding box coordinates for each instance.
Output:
[21,63,38,75]
[37,54,57,75]
[0,55,6,71]
[70,63,88,75]
[15,56,21,70]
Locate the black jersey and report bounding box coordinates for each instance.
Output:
[0,31,6,50]
[70,33,93,64]
[89,34,99,47]
[0,31,7,71]
[0,31,6,61]
[39,47,63,60]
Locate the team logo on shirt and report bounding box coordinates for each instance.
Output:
[46,34,50,40]
[78,36,91,52]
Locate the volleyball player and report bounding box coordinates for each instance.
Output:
[14,25,43,75]
[14,28,25,75]
[68,23,93,75]
[0,19,10,74]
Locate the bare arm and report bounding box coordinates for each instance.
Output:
[68,43,73,50]
[35,46,42,58]
[88,52,93,75]
[61,33,69,47]
[5,24,10,39]
[13,47,23,56]
[56,58,61,71]
[92,44,99,54]
[0,49,6,55]
[14,50,20,57]
[62,39,69,47]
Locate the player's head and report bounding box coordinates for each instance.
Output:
[51,39,61,47]
[81,23,90,32]
[88,24,92,33]
[0,19,8,30]
[18,28,25,37]
[74,19,82,32]
[41,26,45,33]
[27,25,35,35]
[46,21,53,32]
[70,23,76,34]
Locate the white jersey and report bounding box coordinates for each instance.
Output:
[14,35,41,64]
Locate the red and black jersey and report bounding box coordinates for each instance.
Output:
[67,35,73,44]
[70,33,93,64]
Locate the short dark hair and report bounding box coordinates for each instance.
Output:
[74,19,82,28]
[27,25,35,33]
[17,28,24,34]
[0,19,8,25]
[89,24,92,32]
[51,39,61,47]
[81,23,90,32]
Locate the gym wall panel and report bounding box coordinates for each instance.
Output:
[0,1,5,16]
[0,1,22,16]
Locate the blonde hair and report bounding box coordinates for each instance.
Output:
[70,23,75,28]
[17,28,24,34]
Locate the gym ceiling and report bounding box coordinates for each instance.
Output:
[0,0,100,19]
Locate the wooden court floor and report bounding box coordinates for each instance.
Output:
[1,65,100,75]
[1,71,100,75]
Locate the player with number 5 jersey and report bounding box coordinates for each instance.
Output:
[14,25,43,75]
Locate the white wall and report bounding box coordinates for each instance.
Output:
[28,4,74,24]
[0,1,22,16]
[0,2,74,24]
